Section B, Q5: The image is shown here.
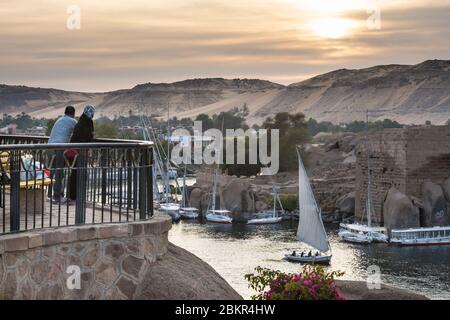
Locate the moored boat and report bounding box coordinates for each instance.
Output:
[206,209,233,224]
[179,207,199,219]
[390,226,450,246]
[248,180,284,225]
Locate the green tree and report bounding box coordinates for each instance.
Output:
[94,121,119,139]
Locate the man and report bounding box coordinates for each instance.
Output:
[47,106,77,203]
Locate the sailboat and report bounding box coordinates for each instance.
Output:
[179,161,199,219]
[284,147,332,264]
[338,111,388,244]
[158,103,181,222]
[206,166,232,224]
[247,180,283,225]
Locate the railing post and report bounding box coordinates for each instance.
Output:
[139,148,148,220]
[101,149,108,205]
[10,150,20,232]
[148,147,153,217]
[75,149,87,224]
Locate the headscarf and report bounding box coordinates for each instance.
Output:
[83,105,95,119]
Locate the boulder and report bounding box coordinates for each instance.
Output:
[221,178,255,219]
[443,177,450,202]
[138,243,242,300]
[255,200,269,211]
[335,192,355,219]
[422,180,449,227]
[383,187,420,232]
[189,188,203,209]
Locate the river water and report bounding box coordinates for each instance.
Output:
[169,220,450,300]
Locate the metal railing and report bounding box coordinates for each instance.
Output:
[0,135,153,235]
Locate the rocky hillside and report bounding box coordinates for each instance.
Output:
[1,60,449,124]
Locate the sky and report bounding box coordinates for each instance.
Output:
[1,0,449,92]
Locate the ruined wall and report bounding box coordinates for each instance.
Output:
[355,128,407,224]
[355,125,450,225]
[0,215,171,299]
[405,126,450,197]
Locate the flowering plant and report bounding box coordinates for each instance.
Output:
[245,266,346,300]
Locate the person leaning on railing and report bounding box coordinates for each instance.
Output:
[47,106,77,204]
[68,105,95,201]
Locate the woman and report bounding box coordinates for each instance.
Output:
[68,105,95,201]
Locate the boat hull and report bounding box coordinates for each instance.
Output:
[284,254,331,264]
[206,214,232,224]
[247,217,282,225]
[390,238,450,246]
[339,231,373,244]
[179,207,199,219]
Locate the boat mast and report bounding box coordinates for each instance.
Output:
[182,160,187,208]
[366,109,372,228]
[166,101,170,205]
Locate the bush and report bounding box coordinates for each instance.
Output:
[278,194,298,212]
[245,266,345,300]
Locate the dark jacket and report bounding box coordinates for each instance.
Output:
[70,114,94,143]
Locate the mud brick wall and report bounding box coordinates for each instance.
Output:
[355,125,450,225]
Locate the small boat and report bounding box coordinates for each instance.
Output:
[205,156,232,224]
[206,209,233,224]
[159,203,181,222]
[339,122,388,244]
[248,180,283,225]
[285,251,332,264]
[338,229,373,244]
[179,207,199,219]
[284,147,332,264]
[247,214,282,225]
[338,223,388,244]
[390,226,450,246]
[179,161,199,219]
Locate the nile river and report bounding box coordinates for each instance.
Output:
[169,220,450,300]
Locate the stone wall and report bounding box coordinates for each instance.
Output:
[356,125,450,224]
[0,215,172,299]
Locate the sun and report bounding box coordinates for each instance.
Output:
[311,18,357,39]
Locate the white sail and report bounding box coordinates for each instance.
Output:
[296,149,329,253]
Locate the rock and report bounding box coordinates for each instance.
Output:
[336,280,428,300]
[422,181,449,227]
[443,177,450,202]
[137,243,242,300]
[221,179,255,219]
[335,192,355,219]
[189,188,203,209]
[383,187,420,231]
[255,200,269,211]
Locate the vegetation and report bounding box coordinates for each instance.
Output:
[307,117,403,136]
[262,112,310,172]
[1,112,47,130]
[245,266,345,300]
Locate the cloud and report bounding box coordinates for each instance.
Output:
[0,0,449,91]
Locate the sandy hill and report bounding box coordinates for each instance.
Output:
[1,60,449,124]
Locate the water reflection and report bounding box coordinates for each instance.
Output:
[169,220,450,299]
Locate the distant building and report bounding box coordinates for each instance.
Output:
[25,126,47,136]
[355,124,450,225]
[0,124,18,135]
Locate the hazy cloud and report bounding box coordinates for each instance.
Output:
[0,0,449,91]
